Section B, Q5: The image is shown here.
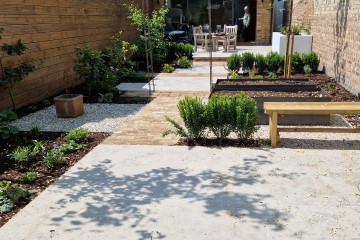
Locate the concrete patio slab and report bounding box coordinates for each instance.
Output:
[1,145,360,240]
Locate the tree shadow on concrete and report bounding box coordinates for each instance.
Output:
[333,0,350,84]
[48,154,292,239]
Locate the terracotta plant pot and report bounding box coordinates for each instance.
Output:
[54,94,84,118]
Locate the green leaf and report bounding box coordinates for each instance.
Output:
[0,196,14,213]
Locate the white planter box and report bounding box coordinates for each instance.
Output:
[272,32,312,55]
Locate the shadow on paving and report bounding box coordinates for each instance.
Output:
[48,154,295,239]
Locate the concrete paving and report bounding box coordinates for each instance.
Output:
[1,145,360,239]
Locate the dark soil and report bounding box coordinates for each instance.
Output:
[218,79,315,86]
[178,138,261,147]
[0,131,110,227]
[214,90,327,98]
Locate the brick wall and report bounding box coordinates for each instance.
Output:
[0,0,146,110]
[292,0,360,96]
[256,0,272,45]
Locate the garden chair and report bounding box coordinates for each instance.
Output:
[193,26,204,51]
[215,25,237,51]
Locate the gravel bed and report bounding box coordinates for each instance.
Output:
[13,104,145,132]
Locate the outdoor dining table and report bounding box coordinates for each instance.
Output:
[193,32,229,52]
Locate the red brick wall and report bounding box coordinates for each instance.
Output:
[292,0,360,96]
[256,0,272,45]
[0,0,144,110]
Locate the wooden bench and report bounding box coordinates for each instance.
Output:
[264,102,360,147]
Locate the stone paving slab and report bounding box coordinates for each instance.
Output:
[1,145,360,240]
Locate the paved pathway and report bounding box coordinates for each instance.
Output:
[104,92,209,145]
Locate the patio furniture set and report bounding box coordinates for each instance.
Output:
[193,25,238,51]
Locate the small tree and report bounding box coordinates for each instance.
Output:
[0,27,35,110]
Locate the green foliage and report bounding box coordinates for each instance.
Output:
[9,146,32,163]
[291,25,302,35]
[163,63,175,73]
[241,52,255,71]
[98,93,114,103]
[292,52,304,73]
[206,95,234,143]
[327,83,333,94]
[32,140,46,156]
[265,51,282,73]
[249,71,264,80]
[66,128,89,143]
[167,42,193,61]
[0,29,35,110]
[163,96,207,140]
[229,70,241,79]
[255,54,266,74]
[279,25,286,35]
[30,125,41,135]
[302,52,320,73]
[126,4,169,66]
[268,72,277,79]
[20,171,37,183]
[176,56,192,68]
[0,108,19,139]
[0,180,35,213]
[303,64,312,74]
[230,93,258,140]
[226,53,242,72]
[41,99,51,106]
[74,46,117,96]
[43,149,65,168]
[57,140,84,154]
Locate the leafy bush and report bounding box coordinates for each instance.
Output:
[32,140,46,156]
[241,52,255,71]
[0,28,35,110]
[255,54,266,74]
[302,52,320,73]
[42,99,51,106]
[0,109,19,139]
[176,56,192,68]
[163,63,175,73]
[0,180,36,213]
[292,52,304,73]
[265,51,282,73]
[226,53,242,72]
[303,65,312,74]
[43,149,65,168]
[231,93,258,140]
[126,4,169,66]
[57,140,84,154]
[74,46,117,96]
[98,93,114,103]
[206,95,233,143]
[249,71,264,80]
[20,171,37,183]
[268,72,277,79]
[229,70,241,79]
[66,128,89,143]
[9,146,32,163]
[163,96,207,140]
[30,125,41,135]
[167,42,193,62]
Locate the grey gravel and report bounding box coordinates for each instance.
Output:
[13,104,145,132]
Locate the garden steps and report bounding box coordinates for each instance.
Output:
[103,92,209,145]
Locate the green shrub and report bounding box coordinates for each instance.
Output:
[229,70,241,79]
[255,54,266,74]
[279,54,285,73]
[292,52,304,73]
[268,72,277,79]
[20,171,37,183]
[66,128,89,143]
[303,65,312,74]
[41,99,51,106]
[43,149,65,168]
[241,52,255,71]
[167,42,193,61]
[0,109,19,139]
[57,140,84,154]
[163,63,175,73]
[30,125,41,135]
[206,95,233,143]
[10,146,31,163]
[98,93,114,103]
[249,71,264,80]
[32,140,46,156]
[265,51,282,73]
[176,56,192,68]
[302,52,320,73]
[0,180,36,213]
[231,93,258,140]
[226,53,242,72]
[163,96,207,140]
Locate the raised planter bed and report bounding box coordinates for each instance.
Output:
[211,79,332,125]
[272,32,312,55]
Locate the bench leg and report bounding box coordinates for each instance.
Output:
[269,112,279,148]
